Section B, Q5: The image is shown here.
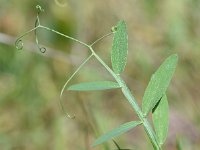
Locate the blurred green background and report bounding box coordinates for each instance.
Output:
[0,0,200,150]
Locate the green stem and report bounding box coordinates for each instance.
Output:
[120,78,160,150]
[88,46,161,150]
[19,23,161,149]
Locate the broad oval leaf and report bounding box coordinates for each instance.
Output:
[92,121,141,147]
[152,95,169,145]
[67,81,120,91]
[142,54,178,116]
[111,20,128,74]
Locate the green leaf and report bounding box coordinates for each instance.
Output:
[92,121,141,147]
[67,81,120,91]
[142,54,178,116]
[111,20,128,74]
[152,95,169,145]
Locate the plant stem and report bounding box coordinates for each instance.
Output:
[119,78,161,150]
[25,24,161,149]
[88,46,161,150]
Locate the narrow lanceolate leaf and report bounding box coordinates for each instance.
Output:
[111,20,128,74]
[67,81,120,91]
[92,121,141,147]
[142,54,178,116]
[152,95,169,146]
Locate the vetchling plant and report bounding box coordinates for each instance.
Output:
[15,5,178,150]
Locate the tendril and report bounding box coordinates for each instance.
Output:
[39,47,46,53]
[15,39,23,50]
[59,99,76,119]
[35,15,40,27]
[90,32,113,47]
[111,26,117,33]
[34,13,46,53]
[15,5,44,51]
[35,31,47,53]
[36,5,44,15]
[15,26,38,50]
[59,54,93,119]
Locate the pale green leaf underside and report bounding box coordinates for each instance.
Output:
[111,20,128,74]
[67,81,120,91]
[92,121,141,147]
[152,95,169,145]
[142,54,178,116]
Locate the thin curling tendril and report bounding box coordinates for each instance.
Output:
[15,5,114,120]
[15,39,23,50]
[34,7,46,53]
[90,32,113,47]
[36,5,44,14]
[35,29,46,53]
[59,99,75,119]
[15,5,44,51]
[59,54,93,119]
[111,26,117,32]
[35,29,47,53]
[15,26,38,50]
[60,54,93,97]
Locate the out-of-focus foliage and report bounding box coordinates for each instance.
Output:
[0,0,200,150]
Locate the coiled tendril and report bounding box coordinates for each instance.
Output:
[35,5,47,53]
[39,47,47,53]
[15,5,46,53]
[36,5,44,14]
[60,100,75,119]
[111,26,117,33]
[15,39,23,50]
[15,4,78,119]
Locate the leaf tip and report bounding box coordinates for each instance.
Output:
[169,54,178,64]
[172,53,178,60]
